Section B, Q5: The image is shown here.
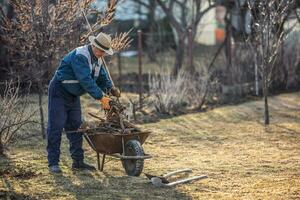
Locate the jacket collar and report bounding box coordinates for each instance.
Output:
[88,44,98,63]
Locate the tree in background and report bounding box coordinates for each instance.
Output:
[156,0,216,75]
[0,0,131,137]
[131,0,158,62]
[218,0,300,91]
[248,0,295,125]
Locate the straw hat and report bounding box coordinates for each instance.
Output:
[89,32,114,55]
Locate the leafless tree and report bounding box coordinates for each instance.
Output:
[0,0,131,137]
[155,0,216,75]
[131,0,158,62]
[247,0,295,125]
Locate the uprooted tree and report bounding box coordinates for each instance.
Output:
[0,0,131,137]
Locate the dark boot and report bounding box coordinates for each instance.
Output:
[49,165,62,173]
[72,160,96,171]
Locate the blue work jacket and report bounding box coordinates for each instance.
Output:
[54,45,113,100]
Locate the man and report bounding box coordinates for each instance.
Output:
[47,32,120,173]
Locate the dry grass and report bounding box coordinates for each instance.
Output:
[0,92,299,199]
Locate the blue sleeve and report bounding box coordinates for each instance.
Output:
[96,65,113,93]
[71,54,103,100]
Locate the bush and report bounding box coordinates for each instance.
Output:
[0,81,35,156]
[148,65,210,115]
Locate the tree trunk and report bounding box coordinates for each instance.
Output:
[264,93,269,125]
[38,82,46,139]
[0,140,4,156]
[188,28,195,74]
[254,50,259,96]
[146,0,157,62]
[41,0,51,81]
[262,70,270,125]
[226,27,233,84]
[173,35,185,76]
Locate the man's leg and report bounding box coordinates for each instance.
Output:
[65,97,95,170]
[65,97,84,161]
[46,82,67,170]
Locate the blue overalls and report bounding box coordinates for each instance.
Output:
[47,45,112,167]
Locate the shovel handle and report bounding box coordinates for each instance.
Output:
[166,175,208,187]
[163,168,193,178]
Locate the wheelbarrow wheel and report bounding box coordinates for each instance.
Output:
[121,140,144,176]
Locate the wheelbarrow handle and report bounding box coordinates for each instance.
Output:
[163,168,193,178]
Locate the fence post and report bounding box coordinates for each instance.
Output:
[138,29,143,109]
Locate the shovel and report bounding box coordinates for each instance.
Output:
[145,169,208,187]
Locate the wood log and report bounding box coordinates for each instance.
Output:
[88,113,105,122]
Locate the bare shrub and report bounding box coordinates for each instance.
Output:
[149,70,188,115]
[185,62,212,109]
[148,65,211,115]
[0,81,35,156]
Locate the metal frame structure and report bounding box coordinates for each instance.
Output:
[83,131,151,171]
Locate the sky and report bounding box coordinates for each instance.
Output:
[93,0,147,20]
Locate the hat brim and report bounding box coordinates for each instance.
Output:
[89,36,114,55]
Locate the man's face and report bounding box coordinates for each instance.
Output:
[92,45,105,58]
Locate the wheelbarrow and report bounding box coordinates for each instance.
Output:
[83,128,151,176]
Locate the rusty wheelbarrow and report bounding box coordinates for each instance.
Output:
[83,129,151,176]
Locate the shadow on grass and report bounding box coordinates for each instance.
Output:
[274,124,300,135]
[137,91,300,126]
[0,155,38,200]
[51,170,193,200]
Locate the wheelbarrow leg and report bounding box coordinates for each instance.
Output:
[100,154,106,171]
[97,152,100,170]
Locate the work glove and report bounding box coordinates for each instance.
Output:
[99,96,112,110]
[110,87,121,98]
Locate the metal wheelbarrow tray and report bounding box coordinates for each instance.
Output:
[83,128,152,176]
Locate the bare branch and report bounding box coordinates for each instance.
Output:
[111,29,133,52]
[195,3,217,25]
[0,81,36,154]
[156,0,184,33]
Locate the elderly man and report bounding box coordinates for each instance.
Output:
[47,32,120,173]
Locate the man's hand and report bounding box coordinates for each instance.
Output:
[99,96,112,110]
[110,87,121,98]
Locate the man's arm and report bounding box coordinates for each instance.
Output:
[71,54,104,99]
